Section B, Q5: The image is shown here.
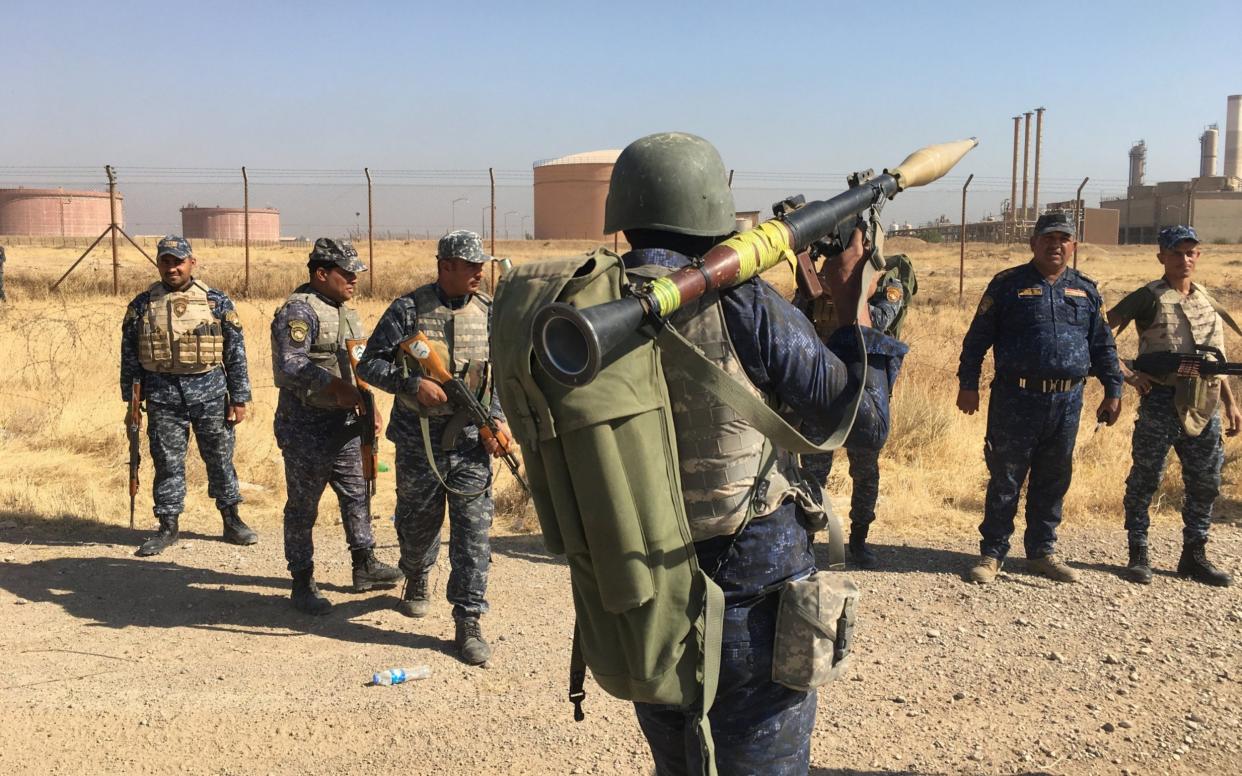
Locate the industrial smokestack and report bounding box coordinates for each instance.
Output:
[1128,140,1146,189]
[1225,94,1242,180]
[1200,125,1219,177]
[1021,111,1032,221]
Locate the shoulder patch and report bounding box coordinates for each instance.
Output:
[885,285,903,303]
[124,306,138,324]
[976,294,994,315]
[288,319,309,343]
[224,310,242,328]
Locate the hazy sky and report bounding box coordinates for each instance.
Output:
[6,0,1241,234]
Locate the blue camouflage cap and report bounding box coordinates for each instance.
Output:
[308,238,367,272]
[1158,225,1199,250]
[156,235,193,260]
[436,230,491,264]
[1032,212,1075,239]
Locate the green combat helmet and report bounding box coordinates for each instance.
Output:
[604,131,736,237]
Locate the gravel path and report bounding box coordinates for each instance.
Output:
[0,513,1238,775]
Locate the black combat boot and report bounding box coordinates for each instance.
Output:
[455,616,491,666]
[1123,543,1152,585]
[351,547,403,593]
[291,565,332,615]
[220,504,258,546]
[1177,541,1232,587]
[396,574,430,618]
[848,526,879,570]
[136,515,179,557]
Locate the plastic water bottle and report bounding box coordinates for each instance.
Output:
[371,666,431,686]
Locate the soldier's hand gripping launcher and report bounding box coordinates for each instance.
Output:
[532,138,977,387]
[397,332,531,495]
[126,379,143,529]
[1133,345,1242,379]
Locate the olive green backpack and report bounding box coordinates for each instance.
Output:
[492,249,858,775]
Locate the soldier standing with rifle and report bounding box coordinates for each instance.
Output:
[1107,226,1239,587]
[270,238,401,615]
[120,235,257,556]
[957,213,1123,584]
[800,258,913,568]
[356,230,510,666]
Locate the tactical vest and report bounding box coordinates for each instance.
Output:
[629,265,804,540]
[1137,281,1224,363]
[272,289,363,409]
[1137,280,1226,435]
[137,280,224,375]
[397,284,492,417]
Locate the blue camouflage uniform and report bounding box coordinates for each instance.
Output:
[801,273,907,534]
[958,261,1122,560]
[356,283,502,621]
[120,275,250,523]
[0,246,7,301]
[626,248,906,775]
[271,282,376,572]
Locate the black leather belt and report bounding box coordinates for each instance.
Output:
[1001,375,1086,393]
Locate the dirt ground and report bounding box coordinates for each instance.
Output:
[1,509,1238,775]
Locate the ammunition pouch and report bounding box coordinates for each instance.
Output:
[772,571,859,691]
[1174,376,1221,437]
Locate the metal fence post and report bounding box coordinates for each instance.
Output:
[108,165,119,295]
[242,166,250,293]
[960,173,973,303]
[365,167,374,294]
[1073,176,1089,268]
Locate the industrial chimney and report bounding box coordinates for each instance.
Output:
[1128,140,1146,190]
[1225,94,1242,180]
[1200,125,1219,177]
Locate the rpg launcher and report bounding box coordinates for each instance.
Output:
[126,379,143,529]
[397,332,531,495]
[1133,345,1242,379]
[344,339,379,497]
[531,138,978,387]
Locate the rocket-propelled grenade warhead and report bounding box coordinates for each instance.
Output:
[533,138,978,387]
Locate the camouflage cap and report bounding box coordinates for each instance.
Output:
[1032,212,1075,239]
[1158,225,1199,249]
[156,235,193,260]
[437,230,491,264]
[308,238,367,272]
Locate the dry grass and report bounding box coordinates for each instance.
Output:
[1,237,1239,539]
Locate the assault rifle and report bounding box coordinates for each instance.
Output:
[343,339,379,497]
[531,138,978,387]
[397,332,530,495]
[1133,345,1242,379]
[126,379,143,529]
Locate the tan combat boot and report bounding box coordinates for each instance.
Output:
[967,555,1002,584]
[1028,553,1080,583]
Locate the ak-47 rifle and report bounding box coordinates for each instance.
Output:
[343,339,379,497]
[398,332,530,495]
[126,379,143,529]
[531,138,978,387]
[1133,345,1242,379]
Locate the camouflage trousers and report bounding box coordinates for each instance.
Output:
[147,397,241,520]
[801,445,881,530]
[634,504,817,776]
[394,417,493,619]
[275,411,374,573]
[979,383,1082,560]
[1123,386,1222,546]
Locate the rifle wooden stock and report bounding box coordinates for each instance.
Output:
[398,332,529,494]
[345,338,379,495]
